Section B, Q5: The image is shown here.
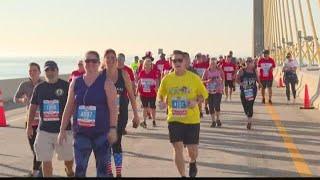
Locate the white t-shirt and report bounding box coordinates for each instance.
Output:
[284,59,298,69]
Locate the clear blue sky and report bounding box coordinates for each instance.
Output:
[0,0,254,57]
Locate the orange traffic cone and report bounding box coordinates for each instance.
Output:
[277,73,285,88]
[300,84,315,110]
[0,89,8,127]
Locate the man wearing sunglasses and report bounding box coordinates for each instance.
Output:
[158,50,208,178]
[27,61,74,177]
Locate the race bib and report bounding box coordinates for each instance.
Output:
[261,63,272,77]
[141,79,154,93]
[77,105,96,127]
[226,73,233,81]
[172,97,188,118]
[208,81,218,94]
[244,89,254,101]
[43,100,60,122]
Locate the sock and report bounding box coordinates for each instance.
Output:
[107,149,113,175]
[114,153,123,176]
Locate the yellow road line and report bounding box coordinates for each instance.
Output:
[266,104,313,177]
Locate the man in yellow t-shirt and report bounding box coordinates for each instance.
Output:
[158,50,208,178]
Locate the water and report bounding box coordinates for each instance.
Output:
[0,56,135,80]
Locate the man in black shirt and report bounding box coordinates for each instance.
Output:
[27,61,74,177]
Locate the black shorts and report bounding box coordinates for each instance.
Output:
[225,80,235,88]
[140,96,156,109]
[208,93,222,113]
[168,122,200,145]
[261,80,273,89]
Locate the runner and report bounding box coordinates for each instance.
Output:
[27,61,74,177]
[102,49,140,177]
[68,60,85,83]
[155,53,171,80]
[131,56,139,73]
[257,50,276,104]
[117,53,138,134]
[184,52,198,75]
[14,62,43,177]
[202,58,225,128]
[137,57,159,128]
[236,57,262,130]
[221,55,237,101]
[283,53,299,104]
[193,53,209,117]
[158,50,208,177]
[58,51,118,177]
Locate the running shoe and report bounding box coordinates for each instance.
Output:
[210,121,216,128]
[217,120,222,127]
[189,162,198,177]
[262,98,266,104]
[140,121,147,129]
[269,99,273,104]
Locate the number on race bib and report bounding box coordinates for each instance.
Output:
[172,97,188,118]
[77,105,96,128]
[244,89,254,101]
[43,100,60,122]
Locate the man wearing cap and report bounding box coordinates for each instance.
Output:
[257,50,276,104]
[27,61,74,177]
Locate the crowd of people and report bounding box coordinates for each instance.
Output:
[13,48,299,177]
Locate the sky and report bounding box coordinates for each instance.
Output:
[1,0,254,58]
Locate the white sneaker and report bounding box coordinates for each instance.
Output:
[287,100,290,105]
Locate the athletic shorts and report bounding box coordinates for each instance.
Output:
[261,80,273,89]
[225,80,235,88]
[34,130,74,162]
[168,122,200,145]
[140,96,156,109]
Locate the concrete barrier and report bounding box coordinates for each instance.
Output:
[0,74,69,102]
[274,67,320,109]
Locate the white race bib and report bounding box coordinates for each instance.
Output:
[172,97,188,118]
[43,100,60,122]
[77,105,96,128]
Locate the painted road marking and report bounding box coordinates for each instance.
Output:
[266,104,312,177]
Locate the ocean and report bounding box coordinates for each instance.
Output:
[0,56,135,80]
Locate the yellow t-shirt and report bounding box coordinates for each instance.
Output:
[158,71,209,124]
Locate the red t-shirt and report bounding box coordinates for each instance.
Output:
[193,62,209,77]
[221,61,237,81]
[68,70,85,82]
[258,57,276,80]
[138,63,160,79]
[121,65,135,82]
[138,70,158,97]
[155,59,171,75]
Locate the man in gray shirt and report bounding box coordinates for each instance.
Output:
[14,62,43,177]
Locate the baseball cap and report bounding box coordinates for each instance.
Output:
[44,61,58,70]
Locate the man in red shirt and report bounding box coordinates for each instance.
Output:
[117,53,137,135]
[68,60,85,82]
[221,55,237,101]
[155,53,171,80]
[258,50,276,104]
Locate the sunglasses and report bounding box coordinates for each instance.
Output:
[45,67,57,72]
[172,58,184,64]
[85,59,99,64]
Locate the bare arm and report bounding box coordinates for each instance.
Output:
[236,69,243,85]
[122,71,139,115]
[105,78,118,128]
[60,80,76,131]
[27,104,38,129]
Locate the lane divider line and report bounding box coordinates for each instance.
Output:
[266,104,313,177]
